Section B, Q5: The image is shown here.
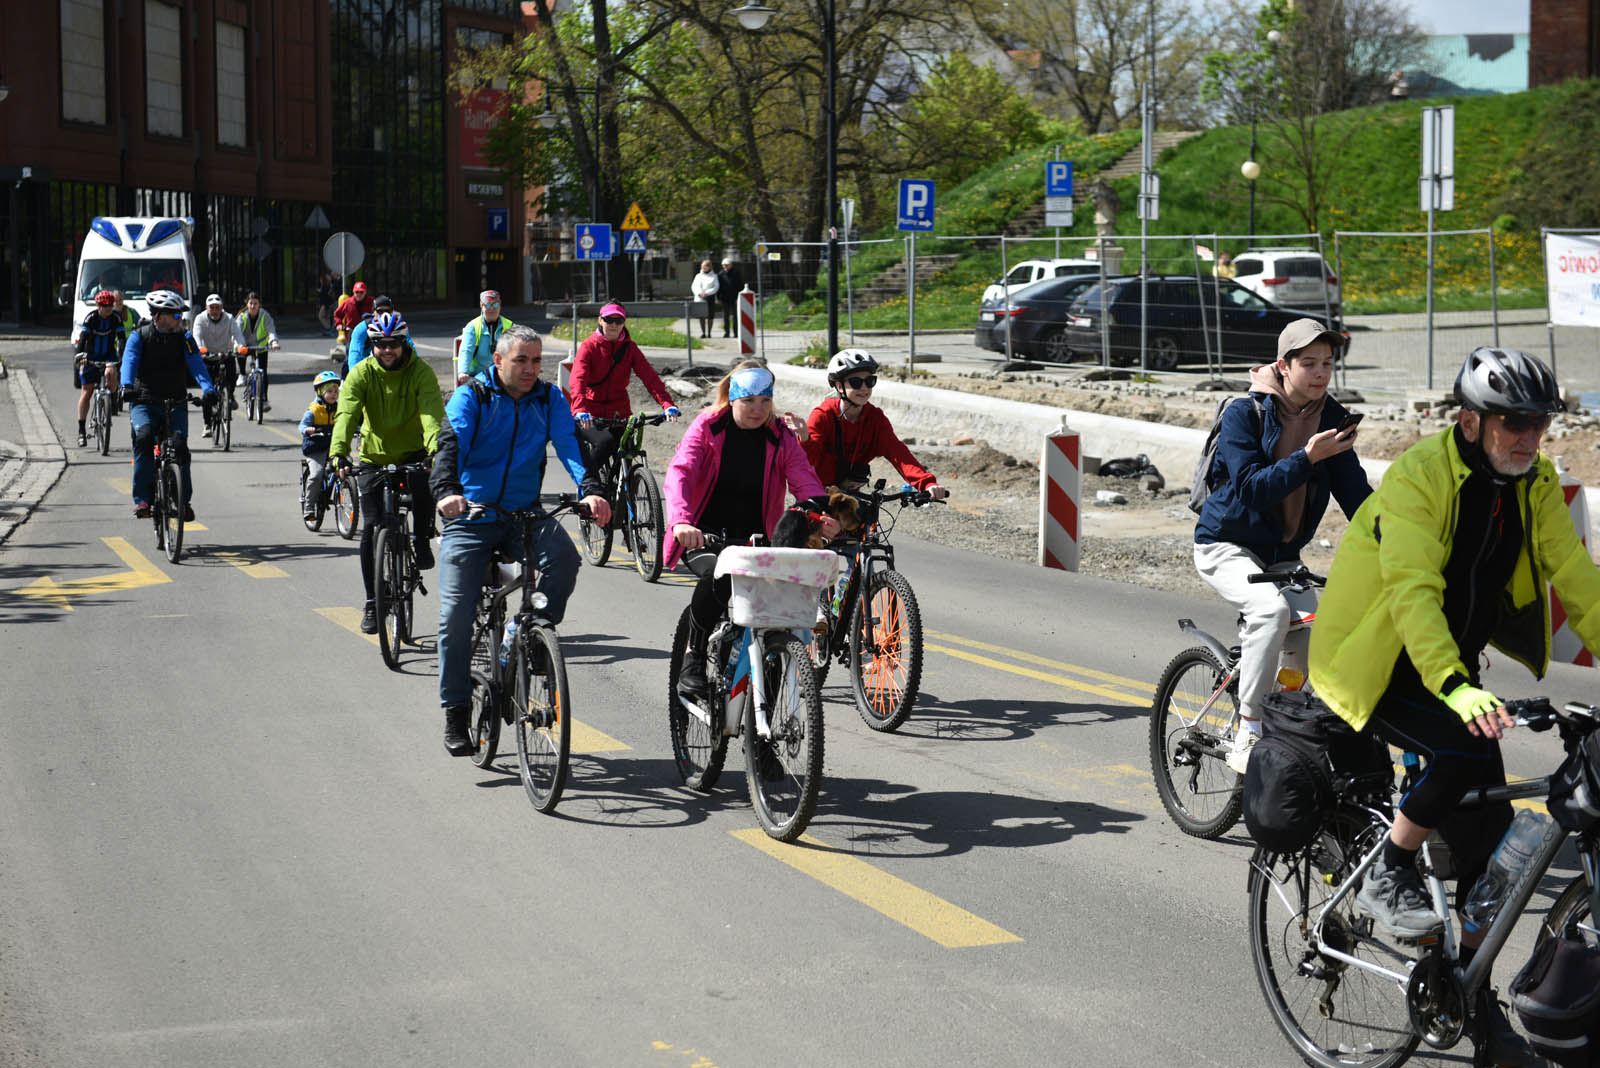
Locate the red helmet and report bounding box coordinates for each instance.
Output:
[93,290,116,307]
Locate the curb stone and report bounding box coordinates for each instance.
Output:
[0,369,67,545]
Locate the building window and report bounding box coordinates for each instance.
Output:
[60,0,107,125]
[216,21,247,147]
[145,1,184,138]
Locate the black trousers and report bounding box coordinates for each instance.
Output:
[355,457,435,600]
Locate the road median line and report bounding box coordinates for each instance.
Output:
[924,642,1147,705]
[926,630,1152,694]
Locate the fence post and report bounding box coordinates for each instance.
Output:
[1488,227,1500,348]
[684,298,693,368]
[738,286,756,357]
[1000,235,1012,364]
[1038,415,1081,571]
[1333,232,1347,391]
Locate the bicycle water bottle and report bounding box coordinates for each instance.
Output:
[831,557,854,616]
[1461,809,1561,934]
[497,617,520,671]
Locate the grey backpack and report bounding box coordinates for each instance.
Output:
[1187,394,1265,515]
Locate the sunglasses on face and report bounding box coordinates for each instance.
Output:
[482,302,501,310]
[601,316,625,324]
[1499,413,1552,434]
[845,375,877,390]
[371,339,403,350]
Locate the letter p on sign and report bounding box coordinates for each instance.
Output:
[897,179,935,232]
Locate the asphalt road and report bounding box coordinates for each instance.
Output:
[0,331,1590,1067]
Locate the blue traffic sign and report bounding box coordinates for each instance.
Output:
[575,223,612,261]
[622,229,647,254]
[1046,160,1074,197]
[486,207,508,241]
[897,179,935,232]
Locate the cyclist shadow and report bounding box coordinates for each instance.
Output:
[471,751,727,829]
[867,690,1146,742]
[807,774,1141,858]
[561,631,672,664]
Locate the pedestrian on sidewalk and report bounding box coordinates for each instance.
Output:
[690,260,718,338]
[717,258,743,338]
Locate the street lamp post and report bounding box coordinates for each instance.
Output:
[732,0,838,357]
[1239,29,1279,247]
[536,83,605,301]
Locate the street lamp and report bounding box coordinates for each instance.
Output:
[732,0,839,357]
[536,84,605,301]
[1241,29,1280,245]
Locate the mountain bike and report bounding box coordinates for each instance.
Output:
[1248,696,1600,1068]
[299,431,357,536]
[811,481,941,733]
[666,535,835,841]
[576,413,668,583]
[464,496,591,813]
[1148,565,1324,839]
[370,461,431,670]
[150,395,200,564]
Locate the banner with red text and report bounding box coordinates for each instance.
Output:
[1545,231,1600,328]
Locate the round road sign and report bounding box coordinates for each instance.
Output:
[322,232,366,276]
[577,231,596,253]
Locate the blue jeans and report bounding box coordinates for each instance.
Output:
[129,401,191,505]
[436,516,580,709]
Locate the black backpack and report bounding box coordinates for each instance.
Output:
[1187,394,1265,515]
[1242,691,1389,853]
[1511,935,1600,1067]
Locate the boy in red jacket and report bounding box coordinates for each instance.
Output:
[568,302,680,473]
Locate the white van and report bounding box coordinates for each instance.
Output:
[64,216,199,326]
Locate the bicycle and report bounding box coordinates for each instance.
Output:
[241,350,267,424]
[666,534,835,841]
[1148,565,1324,839]
[367,461,431,670]
[575,413,668,583]
[463,496,591,813]
[1249,696,1600,1068]
[811,480,941,733]
[83,362,115,456]
[149,395,200,564]
[299,430,357,537]
[199,347,240,451]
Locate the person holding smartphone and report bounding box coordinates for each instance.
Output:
[1193,318,1373,773]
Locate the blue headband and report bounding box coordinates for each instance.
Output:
[728,367,774,400]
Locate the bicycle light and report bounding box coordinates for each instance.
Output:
[531,591,549,612]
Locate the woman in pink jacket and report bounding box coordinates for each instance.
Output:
[666,361,839,701]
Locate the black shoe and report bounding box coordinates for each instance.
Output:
[443,704,474,757]
[182,505,195,523]
[413,537,435,571]
[77,431,88,447]
[676,654,709,703]
[360,602,378,634]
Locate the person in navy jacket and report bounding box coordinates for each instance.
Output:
[1193,318,1371,773]
[120,289,215,519]
[429,324,610,757]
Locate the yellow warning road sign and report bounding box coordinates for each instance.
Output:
[621,202,650,230]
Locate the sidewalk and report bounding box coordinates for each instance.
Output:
[0,364,67,546]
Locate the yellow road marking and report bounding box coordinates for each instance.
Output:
[107,477,132,495]
[11,536,170,611]
[730,829,1022,948]
[261,425,300,444]
[925,630,1153,695]
[316,605,378,646]
[213,551,289,578]
[186,522,208,531]
[924,643,1147,705]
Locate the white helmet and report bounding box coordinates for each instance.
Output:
[146,290,187,314]
[826,348,878,384]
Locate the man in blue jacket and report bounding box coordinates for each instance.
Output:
[431,324,610,757]
[120,289,216,519]
[1192,318,1372,772]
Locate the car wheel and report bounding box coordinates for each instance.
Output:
[1042,329,1072,363]
[1149,333,1181,371]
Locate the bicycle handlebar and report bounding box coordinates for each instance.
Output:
[587,413,669,431]
[1246,566,1326,587]
[465,494,590,523]
[857,478,946,509]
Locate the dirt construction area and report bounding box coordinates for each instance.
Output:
[626,368,1600,602]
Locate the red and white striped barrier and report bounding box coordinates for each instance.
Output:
[738,286,756,356]
[1038,418,1081,571]
[1551,460,1593,666]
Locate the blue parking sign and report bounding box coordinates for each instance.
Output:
[1046,160,1074,197]
[575,223,612,261]
[897,179,935,232]
[486,207,508,240]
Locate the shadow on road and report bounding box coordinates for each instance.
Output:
[865,690,1145,741]
[470,751,729,830]
[562,631,673,664]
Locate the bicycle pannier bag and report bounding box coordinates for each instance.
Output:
[1510,935,1600,1067]
[1547,730,1600,834]
[1187,395,1265,515]
[1243,691,1387,853]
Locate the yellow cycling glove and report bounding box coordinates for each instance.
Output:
[1441,680,1501,724]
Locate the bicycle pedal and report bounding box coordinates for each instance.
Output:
[417,580,428,596]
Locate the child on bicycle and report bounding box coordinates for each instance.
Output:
[567,302,680,476]
[1194,319,1371,774]
[783,349,947,500]
[300,371,340,520]
[665,361,839,702]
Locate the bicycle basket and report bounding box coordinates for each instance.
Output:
[715,547,839,629]
[1510,934,1600,1067]
[1548,731,1600,834]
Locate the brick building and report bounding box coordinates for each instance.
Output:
[1530,0,1600,85]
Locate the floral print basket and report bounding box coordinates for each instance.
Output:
[714,547,841,629]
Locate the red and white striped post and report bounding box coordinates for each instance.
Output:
[1038,416,1081,571]
[1551,458,1593,666]
[738,285,757,356]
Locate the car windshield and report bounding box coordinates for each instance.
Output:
[1279,257,1325,278]
[1070,282,1111,311]
[78,259,187,301]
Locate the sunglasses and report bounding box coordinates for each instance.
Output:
[845,375,877,390]
[371,339,403,350]
[601,316,625,324]
[482,302,501,310]
[1499,413,1552,434]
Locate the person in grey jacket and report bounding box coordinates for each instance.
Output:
[193,293,249,436]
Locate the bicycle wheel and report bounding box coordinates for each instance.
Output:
[1249,809,1421,1068]
[216,401,231,452]
[334,473,359,539]
[252,372,264,424]
[1539,873,1597,946]
[578,506,613,566]
[809,590,834,687]
[469,669,501,769]
[746,636,825,841]
[848,568,923,732]
[625,465,665,583]
[1148,646,1245,838]
[161,463,184,563]
[94,391,111,455]
[513,624,570,813]
[244,379,256,422]
[667,605,728,791]
[374,524,406,670]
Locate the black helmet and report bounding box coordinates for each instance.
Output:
[1454,347,1562,416]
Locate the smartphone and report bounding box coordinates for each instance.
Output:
[1337,412,1364,436]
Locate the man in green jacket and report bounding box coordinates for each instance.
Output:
[330,312,446,633]
[1309,347,1600,1066]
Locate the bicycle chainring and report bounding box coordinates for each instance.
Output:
[1405,949,1466,1050]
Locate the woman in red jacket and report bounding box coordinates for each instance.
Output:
[785,349,947,498]
[567,302,680,473]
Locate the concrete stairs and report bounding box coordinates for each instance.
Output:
[853,252,962,305]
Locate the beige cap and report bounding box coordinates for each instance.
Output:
[1277,318,1344,361]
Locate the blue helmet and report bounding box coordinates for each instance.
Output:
[370,311,408,338]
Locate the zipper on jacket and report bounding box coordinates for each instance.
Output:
[496,389,522,504]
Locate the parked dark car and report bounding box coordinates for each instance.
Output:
[1059,275,1344,371]
[973,272,1102,360]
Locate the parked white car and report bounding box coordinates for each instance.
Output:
[1229,248,1341,317]
[981,257,1100,305]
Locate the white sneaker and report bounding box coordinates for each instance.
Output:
[236,374,245,386]
[1225,729,1260,775]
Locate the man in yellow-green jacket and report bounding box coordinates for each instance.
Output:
[330,311,446,633]
[1309,347,1600,1065]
